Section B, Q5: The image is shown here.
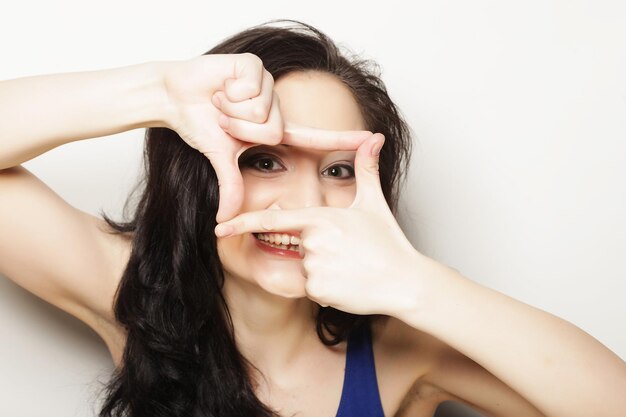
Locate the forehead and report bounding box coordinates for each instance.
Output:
[274,70,366,132]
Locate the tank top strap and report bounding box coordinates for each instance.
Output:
[335,321,385,417]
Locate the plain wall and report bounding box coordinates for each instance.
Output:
[1,1,624,416]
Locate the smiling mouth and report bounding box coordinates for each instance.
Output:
[253,232,300,253]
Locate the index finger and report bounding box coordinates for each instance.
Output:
[282,122,373,150]
[214,207,323,237]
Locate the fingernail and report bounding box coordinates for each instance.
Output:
[371,139,383,157]
[218,113,230,129]
[215,224,234,237]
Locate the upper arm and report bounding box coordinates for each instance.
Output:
[420,340,547,417]
[0,165,121,333]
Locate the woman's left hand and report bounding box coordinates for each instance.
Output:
[214,133,424,317]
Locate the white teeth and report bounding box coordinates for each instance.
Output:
[255,233,301,250]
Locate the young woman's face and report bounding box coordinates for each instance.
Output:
[217,70,367,299]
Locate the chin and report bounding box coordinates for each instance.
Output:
[252,268,308,299]
[219,236,308,299]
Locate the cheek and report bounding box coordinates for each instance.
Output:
[240,175,282,211]
[216,236,242,272]
[325,184,357,207]
[240,173,357,208]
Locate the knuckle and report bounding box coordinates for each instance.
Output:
[261,210,277,231]
[306,278,325,298]
[251,103,270,122]
[241,82,259,98]
[302,257,313,271]
[303,235,323,251]
[242,52,261,65]
[266,127,283,145]
[301,238,314,251]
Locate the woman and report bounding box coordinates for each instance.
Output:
[0,19,624,417]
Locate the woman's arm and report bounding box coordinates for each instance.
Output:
[212,132,626,415]
[0,61,173,170]
[0,54,297,220]
[396,254,626,417]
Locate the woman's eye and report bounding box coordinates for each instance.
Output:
[323,164,355,179]
[246,156,285,172]
[242,155,354,179]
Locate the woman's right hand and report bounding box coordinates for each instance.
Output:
[161,53,282,222]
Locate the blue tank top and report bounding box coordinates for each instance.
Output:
[335,322,385,417]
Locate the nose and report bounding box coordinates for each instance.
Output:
[276,170,325,209]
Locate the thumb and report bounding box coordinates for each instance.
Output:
[352,133,385,207]
[206,152,244,223]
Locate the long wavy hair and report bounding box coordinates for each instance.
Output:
[97,19,413,417]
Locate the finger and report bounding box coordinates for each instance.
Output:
[206,152,245,223]
[282,122,373,151]
[218,93,283,145]
[223,53,264,102]
[214,207,323,237]
[350,133,387,208]
[212,69,274,124]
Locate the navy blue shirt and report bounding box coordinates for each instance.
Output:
[335,322,385,417]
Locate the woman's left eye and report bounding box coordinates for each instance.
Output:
[322,164,355,179]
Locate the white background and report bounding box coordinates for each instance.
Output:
[0,1,624,416]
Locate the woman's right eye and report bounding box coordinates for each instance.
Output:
[243,155,286,173]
